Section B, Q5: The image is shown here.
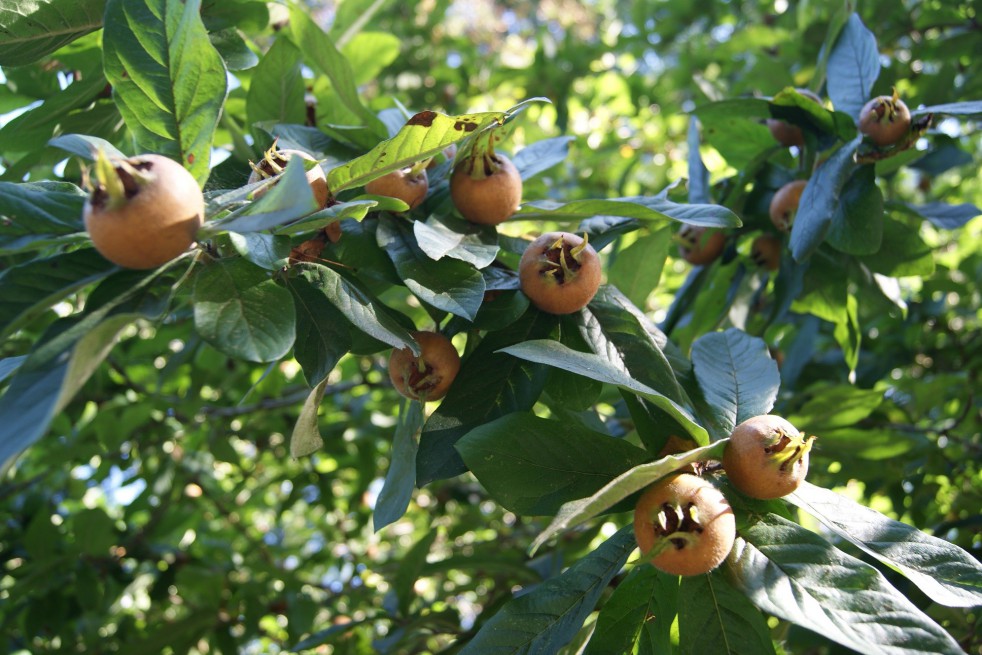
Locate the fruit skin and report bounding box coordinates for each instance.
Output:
[750,234,782,271]
[388,331,461,402]
[519,232,602,315]
[365,167,429,210]
[84,154,204,269]
[723,415,816,499]
[769,180,807,232]
[248,147,330,209]
[633,474,736,576]
[450,153,522,225]
[677,225,726,265]
[766,88,823,147]
[858,94,911,146]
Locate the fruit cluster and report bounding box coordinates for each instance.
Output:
[633,415,815,576]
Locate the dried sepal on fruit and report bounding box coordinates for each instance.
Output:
[83,151,204,270]
[769,180,807,232]
[633,473,736,576]
[723,414,816,499]
[388,331,461,402]
[450,136,522,225]
[676,225,726,265]
[248,141,331,209]
[518,232,602,314]
[858,89,912,147]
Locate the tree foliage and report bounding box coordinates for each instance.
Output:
[1,1,981,654]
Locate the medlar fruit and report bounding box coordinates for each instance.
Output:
[83,153,204,269]
[450,151,522,225]
[768,180,807,232]
[518,232,602,314]
[365,167,429,210]
[249,143,330,209]
[723,414,816,499]
[633,473,736,576]
[676,225,726,266]
[388,331,461,402]
[750,234,782,271]
[857,91,911,147]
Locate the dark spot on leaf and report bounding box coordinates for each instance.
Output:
[187,153,195,165]
[454,121,477,132]
[407,111,437,127]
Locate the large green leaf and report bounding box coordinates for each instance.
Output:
[0,180,86,254]
[413,214,499,269]
[499,340,708,444]
[908,201,981,230]
[826,164,884,255]
[583,566,678,655]
[691,328,780,439]
[192,258,296,362]
[789,482,982,608]
[103,0,228,184]
[826,13,881,119]
[607,228,670,309]
[0,0,105,66]
[790,137,861,262]
[287,276,352,385]
[459,526,636,655]
[729,514,964,655]
[0,249,116,341]
[456,413,648,516]
[529,441,726,554]
[245,37,306,132]
[374,401,424,531]
[377,215,484,320]
[692,98,776,169]
[859,216,936,278]
[678,571,775,655]
[515,195,742,229]
[416,311,556,485]
[512,136,574,180]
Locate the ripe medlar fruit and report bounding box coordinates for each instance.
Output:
[388,331,461,402]
[750,234,782,271]
[769,180,807,232]
[450,151,522,225]
[723,414,816,499]
[633,473,736,576]
[518,232,602,314]
[365,167,429,210]
[857,92,911,147]
[766,88,823,148]
[676,225,726,265]
[83,153,204,269]
[249,143,330,209]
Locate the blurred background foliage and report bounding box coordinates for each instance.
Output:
[1,0,980,653]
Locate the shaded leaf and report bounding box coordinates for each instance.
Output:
[374,401,424,531]
[513,136,574,180]
[456,413,648,516]
[584,567,678,655]
[289,378,327,458]
[459,526,636,655]
[607,229,670,309]
[678,571,775,655]
[413,214,499,268]
[516,196,742,229]
[0,0,105,66]
[790,137,861,262]
[48,134,127,161]
[287,277,352,385]
[908,201,981,230]
[826,13,881,119]
[826,164,884,255]
[246,37,306,131]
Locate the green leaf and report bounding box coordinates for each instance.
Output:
[209,27,259,71]
[826,164,884,255]
[287,276,352,385]
[0,180,86,255]
[271,199,380,236]
[826,13,881,119]
[607,229,670,308]
[413,214,499,268]
[0,249,117,341]
[909,101,982,119]
[908,201,981,230]
[342,31,401,86]
[296,262,414,352]
[377,215,485,320]
[692,99,776,170]
[833,294,861,373]
[374,401,424,531]
[103,0,228,184]
[512,136,574,180]
[729,514,964,655]
[205,156,320,234]
[678,571,775,655]
[789,482,982,608]
[246,37,306,131]
[0,0,105,66]
[786,384,883,430]
[48,134,127,161]
[287,6,386,140]
[71,507,117,556]
[516,195,742,229]
[0,312,139,467]
[769,88,857,144]
[289,378,327,458]
[417,311,556,484]
[529,441,726,555]
[584,566,678,655]
[192,258,296,362]
[228,232,291,270]
[0,356,25,384]
[687,118,711,204]
[790,137,861,262]
[691,328,780,439]
[859,216,935,278]
[459,526,636,655]
[326,108,507,193]
[456,414,648,516]
[499,340,708,444]
[392,524,438,616]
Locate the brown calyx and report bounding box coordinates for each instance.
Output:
[654,501,704,550]
[539,238,582,285]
